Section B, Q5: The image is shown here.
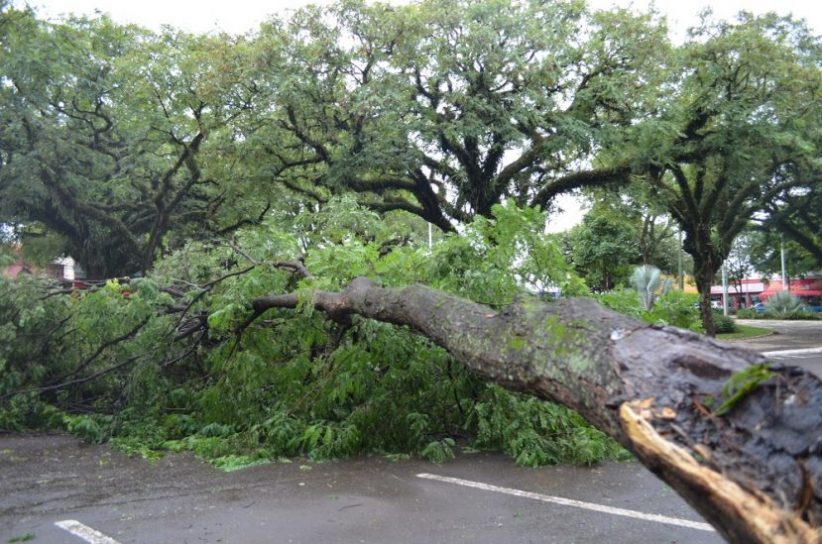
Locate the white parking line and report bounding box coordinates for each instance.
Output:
[417,473,714,532]
[763,346,822,358]
[55,520,122,544]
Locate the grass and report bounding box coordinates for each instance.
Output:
[717,324,773,341]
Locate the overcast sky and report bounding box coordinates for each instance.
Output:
[25,0,822,36]
[20,0,822,231]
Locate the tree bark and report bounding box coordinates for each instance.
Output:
[688,246,718,337]
[253,278,821,543]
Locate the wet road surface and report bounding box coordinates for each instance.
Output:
[732,319,822,377]
[1,434,720,544]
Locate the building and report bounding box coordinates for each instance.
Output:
[760,276,822,311]
[710,278,767,310]
[710,274,822,311]
[2,253,77,285]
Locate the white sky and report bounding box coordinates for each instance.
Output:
[26,0,822,39]
[21,0,822,232]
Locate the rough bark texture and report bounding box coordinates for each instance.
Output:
[253,278,822,543]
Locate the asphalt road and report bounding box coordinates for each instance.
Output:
[732,319,822,377]
[1,434,720,544]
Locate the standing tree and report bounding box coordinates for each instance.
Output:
[240,0,669,230]
[627,12,822,335]
[561,191,683,292]
[0,11,268,278]
[562,200,641,291]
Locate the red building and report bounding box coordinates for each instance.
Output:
[710,278,766,310]
[760,276,822,311]
[711,275,822,311]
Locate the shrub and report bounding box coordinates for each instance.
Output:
[712,313,738,334]
[735,308,756,319]
[630,265,672,311]
[598,288,701,332]
[765,291,804,317]
[773,311,822,320]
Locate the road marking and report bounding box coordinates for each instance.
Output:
[417,473,714,532]
[55,520,122,544]
[764,346,822,358]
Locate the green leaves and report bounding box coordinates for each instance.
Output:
[713,364,774,416]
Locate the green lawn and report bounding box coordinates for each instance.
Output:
[717,324,773,340]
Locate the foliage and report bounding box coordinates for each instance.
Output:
[242,0,668,230]
[711,312,737,334]
[0,9,272,277]
[0,203,621,468]
[623,13,822,335]
[631,265,670,311]
[747,231,819,280]
[736,307,821,320]
[735,308,756,319]
[597,288,701,332]
[765,291,805,317]
[0,273,178,431]
[467,386,630,466]
[562,202,641,291]
[711,364,774,416]
[758,181,822,267]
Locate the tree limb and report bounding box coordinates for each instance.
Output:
[251,278,822,543]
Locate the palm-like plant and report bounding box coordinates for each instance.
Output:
[765,291,804,317]
[632,265,671,310]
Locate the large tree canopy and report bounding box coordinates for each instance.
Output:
[239,0,668,230]
[4,2,819,288]
[0,9,270,278]
[622,13,822,333]
[759,182,822,267]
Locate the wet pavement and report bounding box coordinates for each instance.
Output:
[731,319,822,377]
[732,319,822,351]
[1,434,720,544]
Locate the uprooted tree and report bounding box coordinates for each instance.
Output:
[251,278,821,544]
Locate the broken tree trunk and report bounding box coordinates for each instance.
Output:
[252,278,822,543]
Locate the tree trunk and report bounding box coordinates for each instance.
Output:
[694,261,717,337]
[253,278,821,543]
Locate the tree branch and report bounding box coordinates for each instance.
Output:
[250,278,822,543]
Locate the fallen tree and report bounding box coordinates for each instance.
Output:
[252,277,822,544]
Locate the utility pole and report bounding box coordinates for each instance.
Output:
[721,262,729,316]
[677,229,684,291]
[780,236,788,291]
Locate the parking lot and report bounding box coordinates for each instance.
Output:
[1,433,720,544]
[733,319,822,377]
